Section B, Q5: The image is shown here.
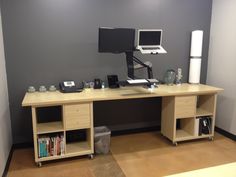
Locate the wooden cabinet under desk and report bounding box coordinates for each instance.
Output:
[161,94,218,145]
[29,103,94,166]
[22,84,223,165]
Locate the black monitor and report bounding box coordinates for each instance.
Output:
[98,27,135,53]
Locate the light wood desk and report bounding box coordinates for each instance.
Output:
[22,84,223,166]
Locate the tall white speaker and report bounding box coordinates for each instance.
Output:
[189,30,203,84]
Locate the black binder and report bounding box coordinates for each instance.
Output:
[199,117,211,135]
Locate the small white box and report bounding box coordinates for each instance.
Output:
[194,118,200,136]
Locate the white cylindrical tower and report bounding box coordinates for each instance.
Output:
[189,30,203,84]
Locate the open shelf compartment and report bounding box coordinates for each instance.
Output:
[37,132,65,159]
[175,118,195,141]
[66,142,91,154]
[36,106,63,134]
[196,94,215,116]
[36,106,62,123]
[194,116,213,137]
[37,121,64,134]
[65,129,92,155]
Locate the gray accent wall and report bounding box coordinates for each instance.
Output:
[0,0,212,143]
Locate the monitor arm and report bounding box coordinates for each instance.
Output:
[125,51,135,79]
[133,56,153,79]
[125,51,153,79]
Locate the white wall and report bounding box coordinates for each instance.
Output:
[0,12,12,175]
[207,0,236,135]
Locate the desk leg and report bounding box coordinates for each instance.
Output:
[31,107,39,163]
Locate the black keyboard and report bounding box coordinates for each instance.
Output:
[142,47,160,50]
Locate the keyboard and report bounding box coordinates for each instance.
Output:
[142,47,160,50]
[127,79,148,84]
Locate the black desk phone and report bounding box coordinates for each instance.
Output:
[59,81,82,93]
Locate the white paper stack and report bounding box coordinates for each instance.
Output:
[194,118,200,136]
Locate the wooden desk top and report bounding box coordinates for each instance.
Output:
[22,84,223,107]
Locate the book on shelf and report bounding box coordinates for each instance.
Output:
[38,134,65,158]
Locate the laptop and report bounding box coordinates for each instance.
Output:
[137,29,167,54]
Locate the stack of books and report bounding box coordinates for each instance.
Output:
[38,134,65,158]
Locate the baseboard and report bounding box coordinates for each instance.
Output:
[2,146,14,177]
[12,142,34,149]
[215,127,236,141]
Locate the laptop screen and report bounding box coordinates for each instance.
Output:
[138,30,162,46]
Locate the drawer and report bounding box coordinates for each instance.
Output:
[175,96,196,118]
[64,103,91,130]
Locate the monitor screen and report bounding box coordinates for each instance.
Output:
[138,30,162,46]
[98,27,135,53]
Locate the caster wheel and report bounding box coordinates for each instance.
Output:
[88,154,94,160]
[173,142,178,146]
[37,162,42,167]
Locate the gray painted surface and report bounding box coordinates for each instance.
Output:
[0,0,212,143]
[207,0,236,135]
[0,12,12,176]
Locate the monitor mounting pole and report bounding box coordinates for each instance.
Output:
[125,51,135,79]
